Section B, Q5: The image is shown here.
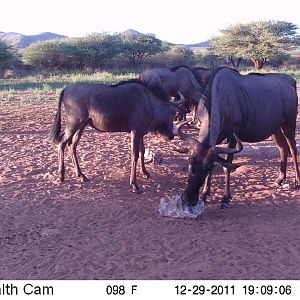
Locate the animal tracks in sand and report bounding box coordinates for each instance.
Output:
[0,102,300,279]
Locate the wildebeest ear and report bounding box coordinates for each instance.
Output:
[215,155,240,171]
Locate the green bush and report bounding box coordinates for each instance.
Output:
[0,40,21,78]
[116,32,163,68]
[23,33,121,71]
[22,32,168,71]
[147,45,196,67]
[0,40,18,68]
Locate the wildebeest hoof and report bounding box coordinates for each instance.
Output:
[272,182,282,188]
[80,175,89,182]
[142,172,151,179]
[274,178,284,187]
[220,203,232,209]
[202,198,209,203]
[131,185,143,194]
[201,191,210,203]
[132,189,143,194]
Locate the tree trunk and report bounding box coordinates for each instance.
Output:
[236,57,241,69]
[251,58,266,70]
[228,56,242,69]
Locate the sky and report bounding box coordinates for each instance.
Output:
[1,0,299,44]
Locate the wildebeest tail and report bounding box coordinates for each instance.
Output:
[48,89,64,144]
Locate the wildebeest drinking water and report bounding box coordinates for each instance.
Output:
[176,67,299,208]
[48,79,184,193]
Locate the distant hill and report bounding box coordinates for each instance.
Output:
[121,29,144,36]
[120,29,209,48]
[185,41,210,48]
[0,32,67,48]
[0,29,208,49]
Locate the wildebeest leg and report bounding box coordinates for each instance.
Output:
[271,129,289,186]
[222,153,234,206]
[281,125,300,189]
[139,137,150,179]
[68,124,89,182]
[201,172,212,202]
[192,104,198,124]
[221,136,237,207]
[57,125,79,182]
[130,130,142,193]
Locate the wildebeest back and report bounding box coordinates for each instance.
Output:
[62,83,153,133]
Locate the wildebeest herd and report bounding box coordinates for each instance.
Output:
[49,66,299,210]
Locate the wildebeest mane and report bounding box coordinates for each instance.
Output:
[247,72,268,76]
[200,67,240,99]
[211,67,239,76]
[113,78,142,87]
[170,65,192,72]
[192,67,210,71]
[198,67,219,101]
[146,84,170,101]
[206,67,240,88]
[113,78,169,101]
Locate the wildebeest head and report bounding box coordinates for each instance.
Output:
[170,91,190,121]
[151,93,186,141]
[171,91,191,121]
[176,121,242,206]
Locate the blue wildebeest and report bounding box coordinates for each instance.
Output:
[176,67,299,208]
[192,67,212,90]
[139,66,204,121]
[48,79,185,193]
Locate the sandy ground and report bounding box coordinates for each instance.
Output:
[0,98,300,280]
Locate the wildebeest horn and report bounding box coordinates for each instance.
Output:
[170,91,186,107]
[178,91,185,100]
[175,121,199,146]
[214,133,243,155]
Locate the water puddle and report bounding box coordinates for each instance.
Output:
[159,194,204,219]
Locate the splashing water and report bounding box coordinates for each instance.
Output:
[159,195,204,219]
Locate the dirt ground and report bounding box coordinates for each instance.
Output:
[0,98,300,280]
